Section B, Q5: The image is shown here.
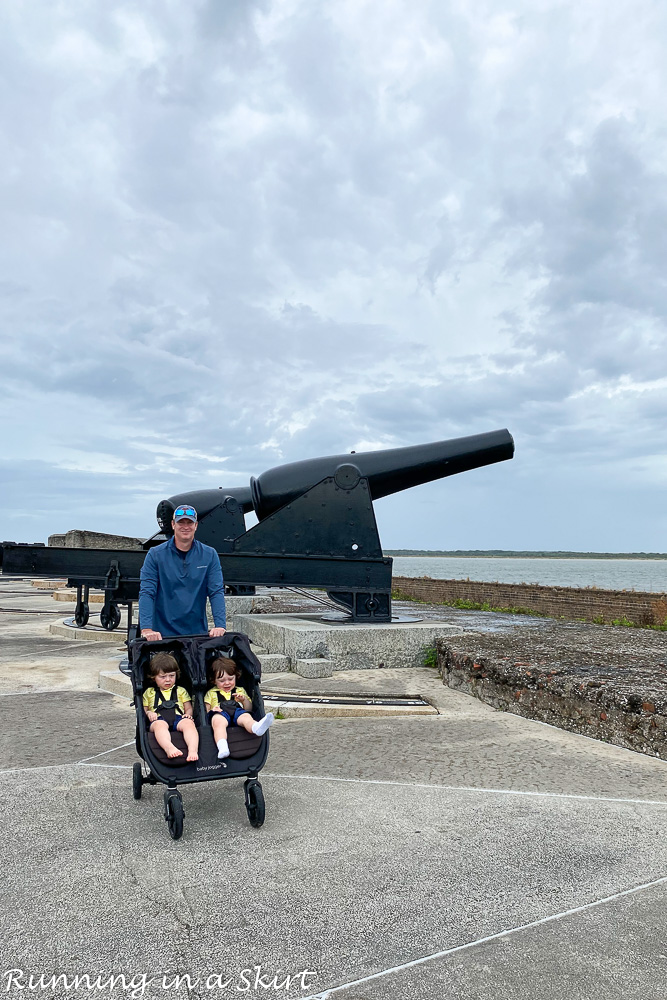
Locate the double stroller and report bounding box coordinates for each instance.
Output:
[122,632,270,840]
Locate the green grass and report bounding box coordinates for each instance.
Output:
[449,598,549,617]
[393,589,549,619]
[609,617,667,631]
[422,646,438,669]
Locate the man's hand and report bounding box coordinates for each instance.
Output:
[141,629,163,641]
[209,627,226,637]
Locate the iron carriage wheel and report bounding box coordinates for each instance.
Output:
[100,603,121,631]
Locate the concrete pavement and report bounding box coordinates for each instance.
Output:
[1,575,666,999]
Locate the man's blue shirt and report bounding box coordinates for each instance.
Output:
[138,537,226,637]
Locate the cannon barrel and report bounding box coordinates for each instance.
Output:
[159,429,513,528]
[251,429,513,520]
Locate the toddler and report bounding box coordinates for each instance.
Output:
[143,652,199,762]
[204,656,273,759]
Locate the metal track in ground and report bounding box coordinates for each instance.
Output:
[262,692,429,707]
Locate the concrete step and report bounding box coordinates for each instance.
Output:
[258,653,291,673]
[51,619,128,643]
[262,698,437,719]
[251,646,268,656]
[97,668,437,718]
[99,670,133,698]
[295,658,334,678]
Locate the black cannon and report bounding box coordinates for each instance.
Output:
[1,429,514,626]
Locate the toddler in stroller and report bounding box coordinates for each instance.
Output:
[127,633,271,838]
[205,655,274,759]
[142,651,199,761]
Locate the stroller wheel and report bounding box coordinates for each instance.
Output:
[244,780,265,828]
[132,762,143,800]
[164,790,184,840]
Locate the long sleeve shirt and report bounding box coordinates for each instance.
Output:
[138,537,226,637]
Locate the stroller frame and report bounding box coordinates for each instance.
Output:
[123,632,270,839]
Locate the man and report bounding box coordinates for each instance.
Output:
[138,504,227,640]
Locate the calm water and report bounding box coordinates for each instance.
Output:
[391,557,667,593]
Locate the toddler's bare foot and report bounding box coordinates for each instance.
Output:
[165,745,183,758]
[187,750,199,761]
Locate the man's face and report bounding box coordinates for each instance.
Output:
[172,516,197,548]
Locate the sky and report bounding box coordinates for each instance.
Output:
[1,0,666,552]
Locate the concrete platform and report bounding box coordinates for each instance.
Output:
[233,611,462,670]
[50,617,130,641]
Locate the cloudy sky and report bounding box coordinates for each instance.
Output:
[1,0,666,552]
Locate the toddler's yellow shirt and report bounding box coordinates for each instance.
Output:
[142,685,191,713]
[204,686,249,708]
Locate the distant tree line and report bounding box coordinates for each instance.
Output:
[384,550,667,560]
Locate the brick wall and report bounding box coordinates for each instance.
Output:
[393,575,667,626]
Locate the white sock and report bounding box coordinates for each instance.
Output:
[217,739,230,759]
[252,713,274,737]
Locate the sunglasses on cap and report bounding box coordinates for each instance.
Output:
[173,505,197,521]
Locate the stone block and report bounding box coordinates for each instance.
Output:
[53,590,104,603]
[233,613,463,671]
[224,595,275,620]
[295,658,335,678]
[258,653,291,674]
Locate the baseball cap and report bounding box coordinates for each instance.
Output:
[173,505,198,522]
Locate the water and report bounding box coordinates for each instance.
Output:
[391,557,667,593]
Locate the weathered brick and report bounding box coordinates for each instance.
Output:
[393,576,667,625]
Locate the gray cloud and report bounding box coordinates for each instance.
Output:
[1,0,666,550]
